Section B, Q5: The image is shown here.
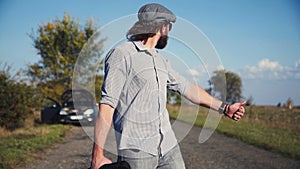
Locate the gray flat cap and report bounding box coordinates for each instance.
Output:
[138,3,176,25]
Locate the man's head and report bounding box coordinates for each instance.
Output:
[126,3,176,49]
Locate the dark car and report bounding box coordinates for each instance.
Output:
[41,89,97,125]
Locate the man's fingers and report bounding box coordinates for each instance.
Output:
[236,111,244,117]
[233,115,240,121]
[233,113,242,121]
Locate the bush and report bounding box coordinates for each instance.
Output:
[0,68,40,130]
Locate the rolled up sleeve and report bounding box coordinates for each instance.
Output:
[166,60,190,96]
[100,48,127,108]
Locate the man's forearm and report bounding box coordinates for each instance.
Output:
[92,104,114,159]
[184,83,222,111]
[185,83,246,121]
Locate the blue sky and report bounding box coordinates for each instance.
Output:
[1,0,299,105]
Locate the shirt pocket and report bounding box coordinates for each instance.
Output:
[126,69,147,101]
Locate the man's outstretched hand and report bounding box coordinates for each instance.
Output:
[225,101,246,121]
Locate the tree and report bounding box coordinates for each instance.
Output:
[28,13,104,101]
[167,90,182,104]
[210,70,242,103]
[0,64,40,129]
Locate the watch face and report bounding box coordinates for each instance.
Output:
[218,102,226,114]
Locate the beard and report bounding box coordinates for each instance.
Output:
[155,35,168,49]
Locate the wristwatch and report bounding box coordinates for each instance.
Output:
[218,102,228,115]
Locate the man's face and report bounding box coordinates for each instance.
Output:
[155,23,171,49]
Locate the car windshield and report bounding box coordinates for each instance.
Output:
[61,90,94,110]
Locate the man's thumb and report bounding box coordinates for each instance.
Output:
[240,101,247,106]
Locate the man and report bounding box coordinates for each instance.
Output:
[91,3,245,169]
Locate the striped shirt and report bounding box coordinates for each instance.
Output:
[100,41,190,156]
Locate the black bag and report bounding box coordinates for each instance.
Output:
[99,161,131,169]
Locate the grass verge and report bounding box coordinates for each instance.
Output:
[0,124,72,169]
[167,104,300,160]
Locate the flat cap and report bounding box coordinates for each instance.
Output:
[138,3,176,25]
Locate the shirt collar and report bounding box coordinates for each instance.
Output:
[132,41,147,51]
[132,41,158,56]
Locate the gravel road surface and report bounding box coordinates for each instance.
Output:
[24,121,300,169]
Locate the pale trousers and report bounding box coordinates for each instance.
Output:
[117,145,186,169]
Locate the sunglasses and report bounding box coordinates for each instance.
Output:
[164,21,172,31]
[169,23,172,31]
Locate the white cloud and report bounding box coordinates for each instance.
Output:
[186,69,200,76]
[243,58,300,80]
[257,59,283,71]
[186,64,215,77]
[216,64,225,71]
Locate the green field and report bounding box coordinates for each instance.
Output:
[0,124,72,169]
[167,104,300,160]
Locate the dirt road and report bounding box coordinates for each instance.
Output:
[25,121,300,169]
